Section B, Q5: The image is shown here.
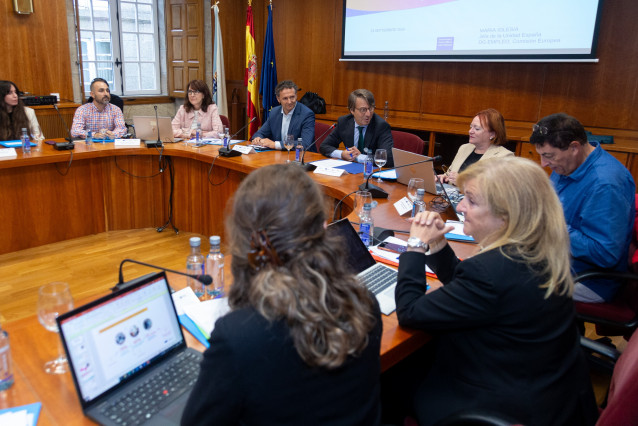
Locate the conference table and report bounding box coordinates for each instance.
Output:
[0,140,477,424]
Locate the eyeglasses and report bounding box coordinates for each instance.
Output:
[187,90,201,95]
[355,106,375,114]
[532,124,549,135]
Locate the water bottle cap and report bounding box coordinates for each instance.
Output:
[21,128,27,131]
[363,203,371,210]
[189,237,201,247]
[417,188,425,195]
[210,235,221,245]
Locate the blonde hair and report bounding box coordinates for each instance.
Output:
[457,156,573,298]
[226,164,376,369]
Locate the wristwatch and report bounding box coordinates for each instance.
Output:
[407,236,428,251]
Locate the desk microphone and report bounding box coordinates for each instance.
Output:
[219,117,257,157]
[53,104,76,150]
[298,123,336,172]
[359,155,442,199]
[145,105,162,148]
[116,258,213,290]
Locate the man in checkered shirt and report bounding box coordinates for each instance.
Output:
[71,78,127,139]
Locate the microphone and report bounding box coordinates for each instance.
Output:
[145,105,162,148]
[116,258,213,290]
[219,117,257,157]
[53,104,76,150]
[298,123,336,172]
[359,155,443,199]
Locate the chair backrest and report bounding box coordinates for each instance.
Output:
[391,130,425,155]
[220,114,230,130]
[597,330,638,425]
[314,122,333,151]
[85,94,124,112]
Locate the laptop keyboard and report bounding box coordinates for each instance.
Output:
[360,263,397,295]
[98,350,202,425]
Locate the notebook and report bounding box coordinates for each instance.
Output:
[327,218,398,315]
[133,116,182,143]
[57,272,202,425]
[392,147,438,194]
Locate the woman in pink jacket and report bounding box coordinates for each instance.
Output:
[172,79,223,139]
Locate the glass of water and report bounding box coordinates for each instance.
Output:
[283,134,295,163]
[407,178,425,202]
[374,149,387,182]
[37,282,74,374]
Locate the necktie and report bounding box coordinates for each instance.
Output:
[357,126,365,152]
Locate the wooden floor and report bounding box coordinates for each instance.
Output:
[0,228,624,406]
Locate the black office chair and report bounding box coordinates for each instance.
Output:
[85,93,124,112]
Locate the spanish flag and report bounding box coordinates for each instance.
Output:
[245,2,261,139]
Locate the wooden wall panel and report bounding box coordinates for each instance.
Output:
[167,0,204,97]
[0,0,73,101]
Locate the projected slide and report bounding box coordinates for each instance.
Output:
[343,0,602,59]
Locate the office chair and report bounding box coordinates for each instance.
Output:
[391,130,426,155]
[574,195,638,343]
[582,329,638,425]
[435,410,523,426]
[220,114,230,130]
[85,93,124,112]
[314,122,333,151]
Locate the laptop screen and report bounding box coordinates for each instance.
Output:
[326,218,377,274]
[57,272,184,405]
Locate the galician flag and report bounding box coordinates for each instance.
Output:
[212,3,228,118]
[245,1,261,139]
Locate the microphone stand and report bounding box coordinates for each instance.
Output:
[115,258,212,291]
[297,123,336,172]
[53,104,75,149]
[219,117,257,157]
[144,105,163,148]
[359,155,443,199]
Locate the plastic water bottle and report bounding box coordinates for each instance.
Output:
[21,128,30,153]
[186,237,205,299]
[359,203,374,247]
[295,138,303,162]
[195,122,201,145]
[86,130,93,147]
[205,236,225,299]
[363,148,374,179]
[223,127,230,149]
[0,322,13,391]
[412,188,427,217]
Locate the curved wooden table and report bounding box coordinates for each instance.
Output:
[0,140,477,424]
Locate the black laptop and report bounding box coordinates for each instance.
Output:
[327,218,398,315]
[56,272,202,425]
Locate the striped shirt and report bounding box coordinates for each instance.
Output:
[70,102,127,138]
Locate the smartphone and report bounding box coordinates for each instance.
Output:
[378,241,407,254]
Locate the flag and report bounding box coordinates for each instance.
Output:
[245,2,261,139]
[212,3,228,118]
[259,3,278,121]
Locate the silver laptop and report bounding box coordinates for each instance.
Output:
[133,116,181,143]
[57,272,202,425]
[392,147,438,194]
[327,218,398,315]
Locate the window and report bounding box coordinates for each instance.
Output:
[77,0,161,96]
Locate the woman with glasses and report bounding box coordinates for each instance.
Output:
[394,157,597,425]
[172,79,223,139]
[182,164,382,425]
[440,108,513,185]
[0,80,44,141]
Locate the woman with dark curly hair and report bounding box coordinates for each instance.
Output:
[182,164,382,425]
[0,80,43,141]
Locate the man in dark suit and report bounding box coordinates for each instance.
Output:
[251,80,316,151]
[319,89,394,166]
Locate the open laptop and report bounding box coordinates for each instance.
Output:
[392,147,439,194]
[133,116,182,143]
[56,272,202,425]
[327,218,398,315]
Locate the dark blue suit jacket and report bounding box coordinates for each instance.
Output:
[253,103,316,152]
[319,113,394,166]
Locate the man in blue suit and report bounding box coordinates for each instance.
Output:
[251,80,316,151]
[319,89,394,167]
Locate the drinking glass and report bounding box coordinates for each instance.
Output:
[407,178,425,202]
[37,282,74,374]
[354,191,373,220]
[283,134,295,163]
[374,149,387,183]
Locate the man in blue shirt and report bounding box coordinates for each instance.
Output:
[530,113,635,302]
[251,80,316,151]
